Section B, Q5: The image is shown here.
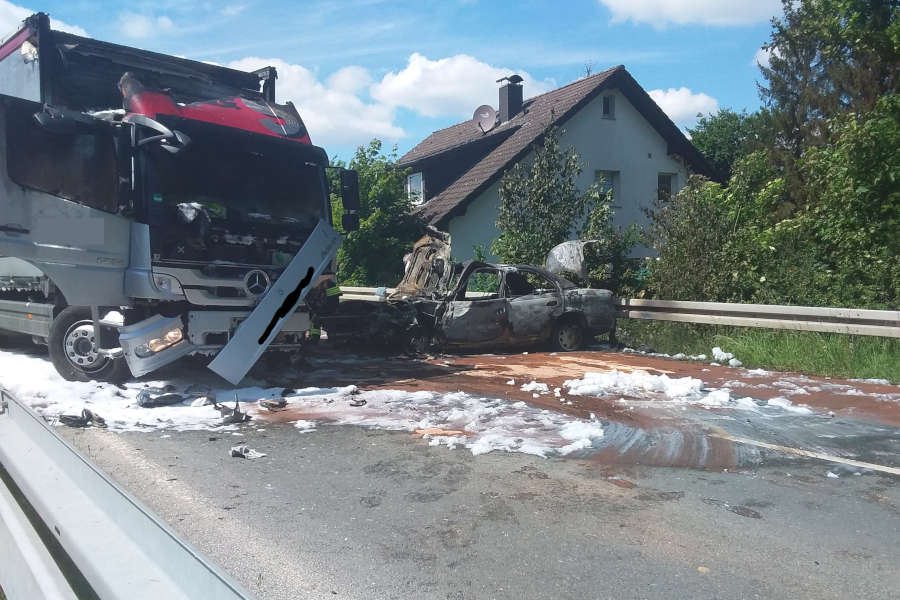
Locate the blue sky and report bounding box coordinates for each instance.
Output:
[2,0,782,160]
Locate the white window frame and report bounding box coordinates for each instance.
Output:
[407,172,424,205]
[595,169,620,207]
[601,94,615,119]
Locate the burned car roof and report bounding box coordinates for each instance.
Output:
[456,261,578,289]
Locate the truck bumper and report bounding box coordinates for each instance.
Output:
[118,310,313,378]
[118,315,194,377]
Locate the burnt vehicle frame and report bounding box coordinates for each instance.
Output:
[324,232,617,353]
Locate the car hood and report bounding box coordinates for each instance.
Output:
[389,227,453,300]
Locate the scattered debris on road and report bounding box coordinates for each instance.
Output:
[57,408,106,428]
[230,444,267,459]
[137,389,185,408]
[217,395,251,424]
[259,398,288,411]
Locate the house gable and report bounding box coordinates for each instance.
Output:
[400,66,718,228]
[445,87,692,261]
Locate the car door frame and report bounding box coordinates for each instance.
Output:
[436,262,510,349]
[503,267,563,344]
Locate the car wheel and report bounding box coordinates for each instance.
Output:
[553,320,585,352]
[48,306,131,382]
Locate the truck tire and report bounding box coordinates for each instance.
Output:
[552,318,585,352]
[48,306,131,382]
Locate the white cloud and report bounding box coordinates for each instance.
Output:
[752,46,782,68]
[327,66,372,94]
[0,0,88,37]
[221,4,247,17]
[117,12,176,39]
[371,52,554,118]
[228,57,405,146]
[598,0,781,28]
[648,87,718,129]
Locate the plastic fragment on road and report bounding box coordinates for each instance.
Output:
[136,389,184,408]
[259,398,287,411]
[230,444,266,459]
[217,395,251,424]
[57,408,106,428]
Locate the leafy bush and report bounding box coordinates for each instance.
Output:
[492,127,597,267]
[646,95,899,309]
[492,128,638,295]
[332,140,425,286]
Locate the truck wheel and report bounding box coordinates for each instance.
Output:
[553,319,585,352]
[48,306,130,383]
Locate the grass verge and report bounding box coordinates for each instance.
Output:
[615,319,900,384]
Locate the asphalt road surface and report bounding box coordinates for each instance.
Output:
[46,347,900,600]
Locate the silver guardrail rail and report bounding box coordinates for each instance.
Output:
[617,298,900,338]
[341,287,900,338]
[0,387,255,600]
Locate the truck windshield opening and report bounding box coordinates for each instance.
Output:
[143,139,329,265]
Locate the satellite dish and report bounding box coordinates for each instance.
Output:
[473,104,497,134]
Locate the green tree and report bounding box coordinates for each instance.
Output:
[688,109,776,177]
[492,127,598,266]
[799,94,900,307]
[333,140,424,286]
[759,0,900,196]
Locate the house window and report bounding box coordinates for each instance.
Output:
[658,173,675,202]
[407,172,424,204]
[602,95,615,119]
[595,170,620,206]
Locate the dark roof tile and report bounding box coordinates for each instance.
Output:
[404,65,716,225]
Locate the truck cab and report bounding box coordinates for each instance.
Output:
[0,13,359,383]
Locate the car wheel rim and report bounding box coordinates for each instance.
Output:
[63,320,108,372]
[558,326,580,351]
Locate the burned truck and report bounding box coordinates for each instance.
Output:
[0,13,359,384]
[322,230,617,352]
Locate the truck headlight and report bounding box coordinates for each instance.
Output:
[147,328,184,353]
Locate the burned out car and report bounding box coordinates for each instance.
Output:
[323,231,616,352]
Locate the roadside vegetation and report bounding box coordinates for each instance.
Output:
[618,0,899,379]
[616,320,900,384]
[329,140,424,287]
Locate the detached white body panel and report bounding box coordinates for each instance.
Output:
[208,219,341,384]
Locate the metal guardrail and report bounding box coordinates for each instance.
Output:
[0,387,255,600]
[340,287,900,338]
[617,298,900,338]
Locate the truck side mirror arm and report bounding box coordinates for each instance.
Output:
[339,168,360,232]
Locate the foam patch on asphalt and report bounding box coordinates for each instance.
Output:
[562,370,823,414]
[564,370,716,403]
[0,348,604,457]
[276,386,604,457]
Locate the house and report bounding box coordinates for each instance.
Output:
[397,65,717,260]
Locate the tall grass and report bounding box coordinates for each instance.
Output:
[615,320,899,383]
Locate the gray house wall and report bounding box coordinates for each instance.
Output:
[445,88,690,261]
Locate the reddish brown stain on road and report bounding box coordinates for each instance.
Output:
[260,348,900,470]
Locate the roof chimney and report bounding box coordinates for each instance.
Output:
[497,74,523,123]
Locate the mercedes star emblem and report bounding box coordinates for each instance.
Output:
[244,269,270,296]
